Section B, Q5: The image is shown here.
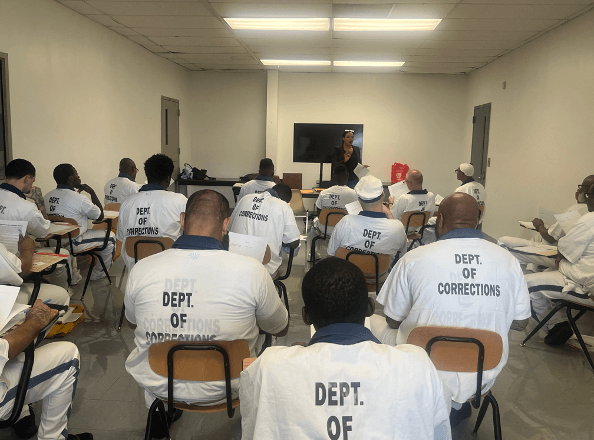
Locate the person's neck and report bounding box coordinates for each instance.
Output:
[185,229,223,241]
[148,180,168,189]
[366,203,384,213]
[343,143,353,150]
[5,180,25,192]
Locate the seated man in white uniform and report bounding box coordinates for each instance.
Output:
[454,163,486,226]
[327,175,407,272]
[103,158,141,204]
[125,190,289,437]
[371,193,530,425]
[117,154,187,271]
[0,299,91,440]
[308,164,358,261]
[237,158,278,201]
[0,159,72,292]
[240,257,451,440]
[525,183,594,346]
[498,174,593,271]
[388,169,435,224]
[229,184,300,277]
[44,164,115,281]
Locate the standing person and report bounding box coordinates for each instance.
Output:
[331,130,367,189]
[103,158,141,204]
[454,163,486,225]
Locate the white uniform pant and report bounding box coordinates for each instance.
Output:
[65,230,115,277]
[497,237,556,269]
[0,342,80,440]
[17,284,70,308]
[526,270,594,331]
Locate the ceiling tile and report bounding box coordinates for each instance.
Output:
[412,48,504,57]
[332,0,457,4]
[58,0,105,14]
[331,47,415,57]
[240,33,332,47]
[86,14,124,26]
[253,47,332,56]
[210,0,330,4]
[127,35,159,46]
[131,27,233,37]
[428,30,536,41]
[331,4,393,18]
[150,36,242,45]
[170,53,255,61]
[399,66,471,74]
[332,38,425,49]
[405,55,495,63]
[332,30,432,40]
[211,2,332,17]
[404,61,477,68]
[447,4,588,20]
[193,63,263,69]
[108,26,140,35]
[437,18,559,32]
[137,44,170,52]
[111,15,224,28]
[163,45,248,53]
[87,1,212,16]
[419,39,520,50]
[388,3,457,18]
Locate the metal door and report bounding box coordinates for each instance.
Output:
[161,97,180,178]
[470,103,491,186]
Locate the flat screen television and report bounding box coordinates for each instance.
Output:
[293,123,364,164]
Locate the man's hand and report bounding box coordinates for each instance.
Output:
[77,184,95,194]
[555,252,566,269]
[388,196,394,205]
[26,300,58,332]
[18,234,37,255]
[381,203,394,219]
[532,218,545,230]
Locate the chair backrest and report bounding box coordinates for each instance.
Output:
[318,208,347,229]
[401,211,430,232]
[47,216,81,239]
[407,326,503,373]
[263,244,272,265]
[104,203,121,211]
[283,173,302,190]
[289,189,305,214]
[125,236,174,263]
[335,247,390,275]
[148,340,250,381]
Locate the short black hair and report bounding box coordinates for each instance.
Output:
[332,164,349,186]
[144,154,174,183]
[302,257,368,329]
[259,158,274,176]
[53,164,75,185]
[272,183,293,203]
[5,159,35,179]
[185,189,229,225]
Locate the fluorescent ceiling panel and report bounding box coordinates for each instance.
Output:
[261,59,331,66]
[333,18,441,31]
[333,61,404,67]
[224,18,329,31]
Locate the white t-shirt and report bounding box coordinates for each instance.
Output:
[391,190,436,221]
[455,180,486,224]
[116,188,187,269]
[240,342,451,440]
[377,231,531,403]
[229,192,300,275]
[104,176,141,204]
[0,187,50,238]
[0,242,23,286]
[313,185,358,235]
[44,187,101,234]
[238,177,275,201]
[327,213,406,259]
[547,203,589,241]
[558,211,594,291]
[124,245,288,404]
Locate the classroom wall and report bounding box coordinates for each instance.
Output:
[465,8,594,239]
[271,72,470,198]
[0,0,191,194]
[188,71,267,178]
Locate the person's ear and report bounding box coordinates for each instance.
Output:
[180,212,185,231]
[222,217,231,235]
[437,213,444,231]
[366,297,375,317]
[302,306,312,326]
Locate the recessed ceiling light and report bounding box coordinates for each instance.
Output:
[333,18,441,31]
[334,61,405,67]
[224,18,330,31]
[261,60,331,66]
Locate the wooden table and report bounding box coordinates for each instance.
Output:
[300,188,323,199]
[24,253,69,304]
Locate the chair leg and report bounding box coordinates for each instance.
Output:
[80,256,96,300]
[145,399,168,440]
[310,236,320,264]
[520,302,566,346]
[472,395,490,434]
[118,303,126,331]
[487,392,502,440]
[566,306,594,372]
[118,264,127,290]
[96,255,112,285]
[65,262,72,286]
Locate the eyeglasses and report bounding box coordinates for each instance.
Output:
[585,192,594,198]
[455,169,460,173]
[578,185,589,192]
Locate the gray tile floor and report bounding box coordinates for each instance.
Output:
[2,233,594,440]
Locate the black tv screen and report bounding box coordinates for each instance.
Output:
[293,123,364,164]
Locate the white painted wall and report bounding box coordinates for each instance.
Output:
[466,8,594,239]
[272,72,469,199]
[0,0,191,194]
[188,71,267,178]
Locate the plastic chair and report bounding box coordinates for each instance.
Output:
[289,189,309,236]
[47,215,113,300]
[273,247,294,313]
[118,236,174,331]
[407,326,504,440]
[401,211,430,251]
[310,208,347,264]
[335,247,390,295]
[144,340,250,440]
[520,296,594,371]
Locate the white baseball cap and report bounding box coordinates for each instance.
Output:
[355,175,384,203]
[458,163,474,176]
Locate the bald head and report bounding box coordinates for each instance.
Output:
[583,175,594,187]
[182,190,230,240]
[119,158,137,179]
[405,169,423,191]
[437,193,480,236]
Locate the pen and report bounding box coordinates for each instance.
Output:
[24,299,52,313]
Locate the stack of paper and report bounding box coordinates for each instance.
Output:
[387,181,408,201]
[0,220,28,254]
[554,211,582,235]
[228,232,269,263]
[354,164,369,179]
[434,194,444,206]
[345,200,362,215]
[0,285,28,335]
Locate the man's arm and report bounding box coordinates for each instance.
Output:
[17,234,36,274]
[532,219,557,244]
[2,300,58,359]
[510,318,529,332]
[79,184,104,221]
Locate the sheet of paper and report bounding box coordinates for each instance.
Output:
[345,200,362,215]
[48,222,74,235]
[61,312,83,324]
[538,207,557,228]
[513,245,557,257]
[519,221,536,231]
[353,163,369,179]
[0,285,21,330]
[434,194,444,206]
[0,220,29,254]
[387,181,408,200]
[103,210,119,218]
[554,210,582,234]
[228,232,269,263]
